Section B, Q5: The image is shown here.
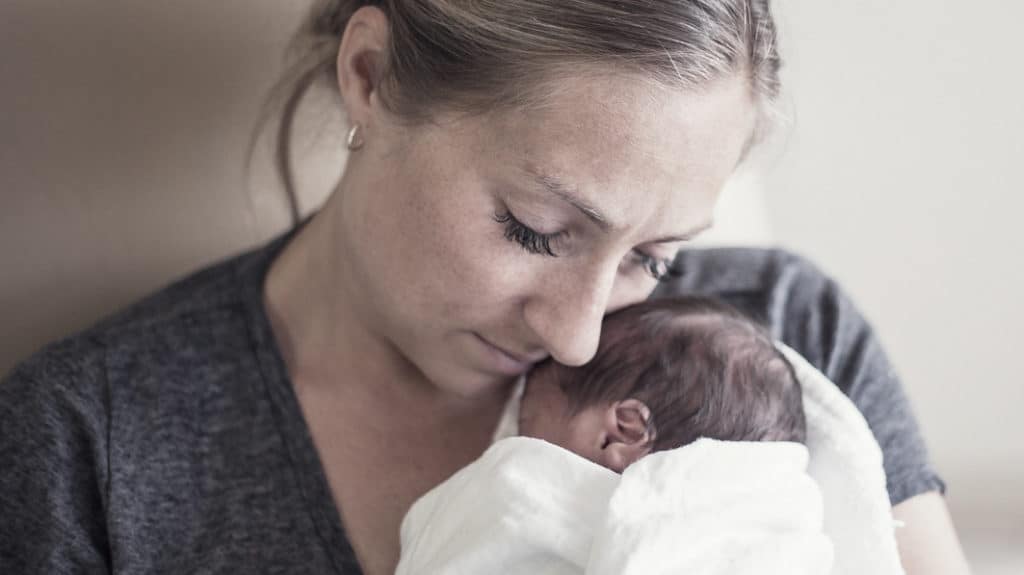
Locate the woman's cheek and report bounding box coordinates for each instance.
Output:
[606,268,657,313]
[460,216,536,289]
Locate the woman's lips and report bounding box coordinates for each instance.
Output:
[473,333,545,375]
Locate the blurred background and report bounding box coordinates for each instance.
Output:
[1,0,1020,571]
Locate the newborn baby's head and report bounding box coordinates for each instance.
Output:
[518,296,805,473]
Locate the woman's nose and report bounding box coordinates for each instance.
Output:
[523,262,618,367]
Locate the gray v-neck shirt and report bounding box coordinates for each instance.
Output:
[0,224,944,574]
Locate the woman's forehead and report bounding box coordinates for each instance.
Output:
[488,75,751,177]
[468,75,753,231]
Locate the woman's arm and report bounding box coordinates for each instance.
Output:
[894,492,972,574]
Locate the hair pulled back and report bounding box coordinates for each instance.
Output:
[265,0,782,224]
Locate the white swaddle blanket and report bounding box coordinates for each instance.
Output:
[395,344,905,575]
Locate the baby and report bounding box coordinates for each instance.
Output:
[397,296,830,575]
[509,295,806,472]
[397,297,894,575]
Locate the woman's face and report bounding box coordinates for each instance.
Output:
[333,72,755,397]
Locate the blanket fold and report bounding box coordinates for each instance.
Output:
[586,438,832,575]
[398,437,831,575]
[396,437,617,575]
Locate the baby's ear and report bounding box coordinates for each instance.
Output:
[600,399,653,473]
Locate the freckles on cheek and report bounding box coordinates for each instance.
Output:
[402,162,547,317]
[436,226,546,324]
[408,201,505,311]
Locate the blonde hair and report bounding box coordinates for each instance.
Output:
[261,0,783,225]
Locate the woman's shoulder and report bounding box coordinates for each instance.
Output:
[2,229,290,400]
[654,246,837,330]
[0,229,290,495]
[652,245,862,386]
[92,233,284,338]
[660,245,827,296]
[0,227,341,573]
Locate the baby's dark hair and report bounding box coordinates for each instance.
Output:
[549,295,805,451]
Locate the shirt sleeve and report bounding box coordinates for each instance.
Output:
[653,246,946,506]
[0,335,112,574]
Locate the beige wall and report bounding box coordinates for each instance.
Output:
[764,1,1024,569]
[1,1,310,372]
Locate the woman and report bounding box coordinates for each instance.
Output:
[0,1,970,574]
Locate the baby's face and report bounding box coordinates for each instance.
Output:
[518,363,611,466]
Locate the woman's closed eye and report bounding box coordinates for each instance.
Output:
[493,210,683,282]
[493,210,565,257]
[628,251,684,283]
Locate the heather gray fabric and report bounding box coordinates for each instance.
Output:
[0,224,944,574]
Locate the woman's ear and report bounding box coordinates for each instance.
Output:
[335,6,390,127]
[599,399,653,473]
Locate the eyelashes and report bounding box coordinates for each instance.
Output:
[493,210,684,283]
[493,211,563,257]
[635,251,685,283]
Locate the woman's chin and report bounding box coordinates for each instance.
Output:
[417,356,519,402]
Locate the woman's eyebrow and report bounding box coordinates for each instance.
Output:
[527,168,712,242]
[648,223,712,244]
[530,171,613,233]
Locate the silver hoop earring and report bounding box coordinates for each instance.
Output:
[346,123,365,151]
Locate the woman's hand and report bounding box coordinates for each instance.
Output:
[893,492,972,574]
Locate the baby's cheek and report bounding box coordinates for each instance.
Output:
[566,408,610,462]
[520,383,567,444]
